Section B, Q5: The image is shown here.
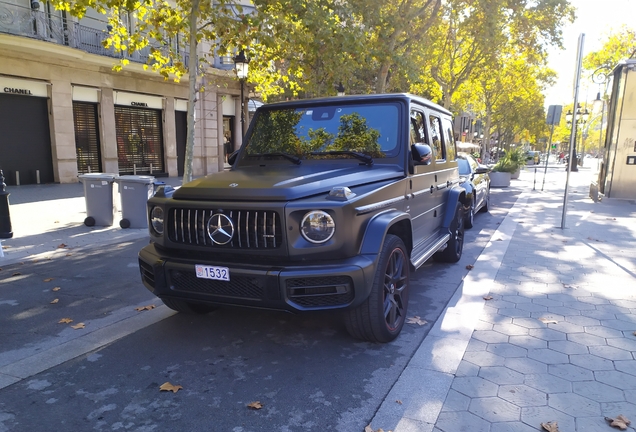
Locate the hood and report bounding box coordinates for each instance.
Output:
[173,164,404,201]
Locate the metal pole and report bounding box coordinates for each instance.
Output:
[541,123,555,191]
[240,78,245,140]
[562,33,585,229]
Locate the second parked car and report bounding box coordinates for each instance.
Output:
[457,153,490,228]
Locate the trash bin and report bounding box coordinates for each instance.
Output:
[78,173,117,227]
[115,175,155,229]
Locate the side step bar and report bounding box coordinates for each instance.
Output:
[410,234,451,269]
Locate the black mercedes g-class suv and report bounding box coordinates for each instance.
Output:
[139,93,466,343]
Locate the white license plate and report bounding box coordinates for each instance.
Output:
[195,264,230,281]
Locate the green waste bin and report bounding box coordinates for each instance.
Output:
[78,173,118,227]
[115,175,155,229]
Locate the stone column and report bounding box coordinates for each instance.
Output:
[48,80,76,183]
[163,98,177,176]
[234,96,242,151]
[99,88,119,175]
[217,95,225,171]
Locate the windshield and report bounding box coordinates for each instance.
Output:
[457,158,471,175]
[242,103,399,162]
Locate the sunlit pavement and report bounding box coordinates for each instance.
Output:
[371,166,636,432]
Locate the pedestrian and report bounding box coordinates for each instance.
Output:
[558,151,564,164]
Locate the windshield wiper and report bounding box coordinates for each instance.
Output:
[310,151,374,165]
[248,152,302,165]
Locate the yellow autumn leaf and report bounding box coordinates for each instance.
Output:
[541,421,559,432]
[52,287,61,291]
[71,323,85,329]
[406,316,428,326]
[539,317,558,324]
[135,305,156,312]
[58,318,73,324]
[43,278,54,282]
[466,264,474,270]
[159,382,183,393]
[50,299,59,304]
[605,414,631,430]
[247,401,263,410]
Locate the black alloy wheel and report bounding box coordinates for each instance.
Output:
[479,188,490,213]
[344,234,410,343]
[465,198,475,229]
[435,202,465,263]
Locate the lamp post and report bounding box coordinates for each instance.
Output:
[234,50,250,140]
[592,67,611,163]
[565,104,589,171]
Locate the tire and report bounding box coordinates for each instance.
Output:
[162,298,216,314]
[435,202,465,263]
[344,234,410,343]
[464,199,475,229]
[479,188,490,213]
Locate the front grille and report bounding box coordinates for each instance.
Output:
[169,270,264,300]
[139,259,155,288]
[286,276,354,308]
[168,208,282,249]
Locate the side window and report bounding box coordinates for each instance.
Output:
[442,118,457,161]
[410,111,427,145]
[429,115,444,160]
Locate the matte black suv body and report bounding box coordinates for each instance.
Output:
[138,93,466,342]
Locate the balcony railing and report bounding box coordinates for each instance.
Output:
[0,0,189,66]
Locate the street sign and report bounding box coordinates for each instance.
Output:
[546,105,563,125]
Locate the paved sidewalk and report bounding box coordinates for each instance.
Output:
[0,177,183,266]
[371,166,636,431]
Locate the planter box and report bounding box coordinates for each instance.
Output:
[489,171,511,187]
[511,168,521,179]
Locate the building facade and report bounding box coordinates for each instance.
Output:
[0,0,250,185]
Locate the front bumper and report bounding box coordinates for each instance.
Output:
[138,243,378,313]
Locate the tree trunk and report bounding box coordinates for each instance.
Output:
[376,61,390,94]
[182,0,200,185]
[482,112,492,163]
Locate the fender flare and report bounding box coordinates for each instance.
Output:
[359,210,411,255]
[442,186,467,228]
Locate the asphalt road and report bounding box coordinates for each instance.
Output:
[0,185,522,432]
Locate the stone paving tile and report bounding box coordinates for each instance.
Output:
[515,303,548,313]
[548,392,601,416]
[603,400,636,422]
[614,312,636,323]
[527,348,569,365]
[510,317,546,329]
[508,335,547,350]
[478,366,524,385]
[498,384,547,407]
[490,421,539,432]
[469,396,520,422]
[524,373,572,393]
[547,340,589,355]
[466,339,488,352]
[451,376,499,398]
[473,320,494,331]
[472,330,509,344]
[440,389,471,412]
[580,309,620,320]
[584,325,625,339]
[455,360,480,377]
[546,321,585,333]
[498,308,532,319]
[528,327,567,341]
[569,354,615,371]
[594,370,636,389]
[531,298,563,308]
[486,343,528,358]
[547,306,583,316]
[548,364,594,381]
[504,357,548,375]
[575,416,619,432]
[520,406,575,431]
[435,410,491,432]
[606,337,636,351]
[567,332,607,346]
[589,345,633,360]
[564,315,601,326]
[463,351,506,368]
[492,323,529,336]
[572,380,625,403]
[614,360,636,376]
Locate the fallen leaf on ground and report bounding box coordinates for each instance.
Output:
[406,316,428,326]
[396,400,402,404]
[65,253,72,257]
[57,244,67,248]
[541,421,559,432]
[605,217,617,221]
[562,284,579,290]
[71,323,85,329]
[52,287,60,291]
[135,305,156,312]
[32,259,39,263]
[633,331,636,337]
[12,272,21,276]
[50,299,59,304]
[58,318,73,324]
[247,401,263,410]
[466,264,474,270]
[43,278,54,282]
[483,296,493,300]
[496,238,503,241]
[605,414,631,430]
[539,317,558,324]
[159,382,183,393]
[364,427,385,432]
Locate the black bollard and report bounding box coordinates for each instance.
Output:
[0,170,13,239]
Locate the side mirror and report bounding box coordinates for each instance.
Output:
[412,144,433,165]
[227,150,240,165]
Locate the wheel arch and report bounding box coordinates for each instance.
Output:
[359,210,412,257]
[443,186,467,229]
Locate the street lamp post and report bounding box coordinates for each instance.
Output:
[565,104,589,171]
[234,50,250,140]
[592,67,611,163]
[336,82,345,96]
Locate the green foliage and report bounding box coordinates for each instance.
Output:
[583,25,636,71]
[492,147,525,173]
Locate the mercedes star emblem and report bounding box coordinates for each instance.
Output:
[229,183,238,187]
[207,213,235,245]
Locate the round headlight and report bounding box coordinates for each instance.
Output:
[300,210,335,244]
[150,206,164,235]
